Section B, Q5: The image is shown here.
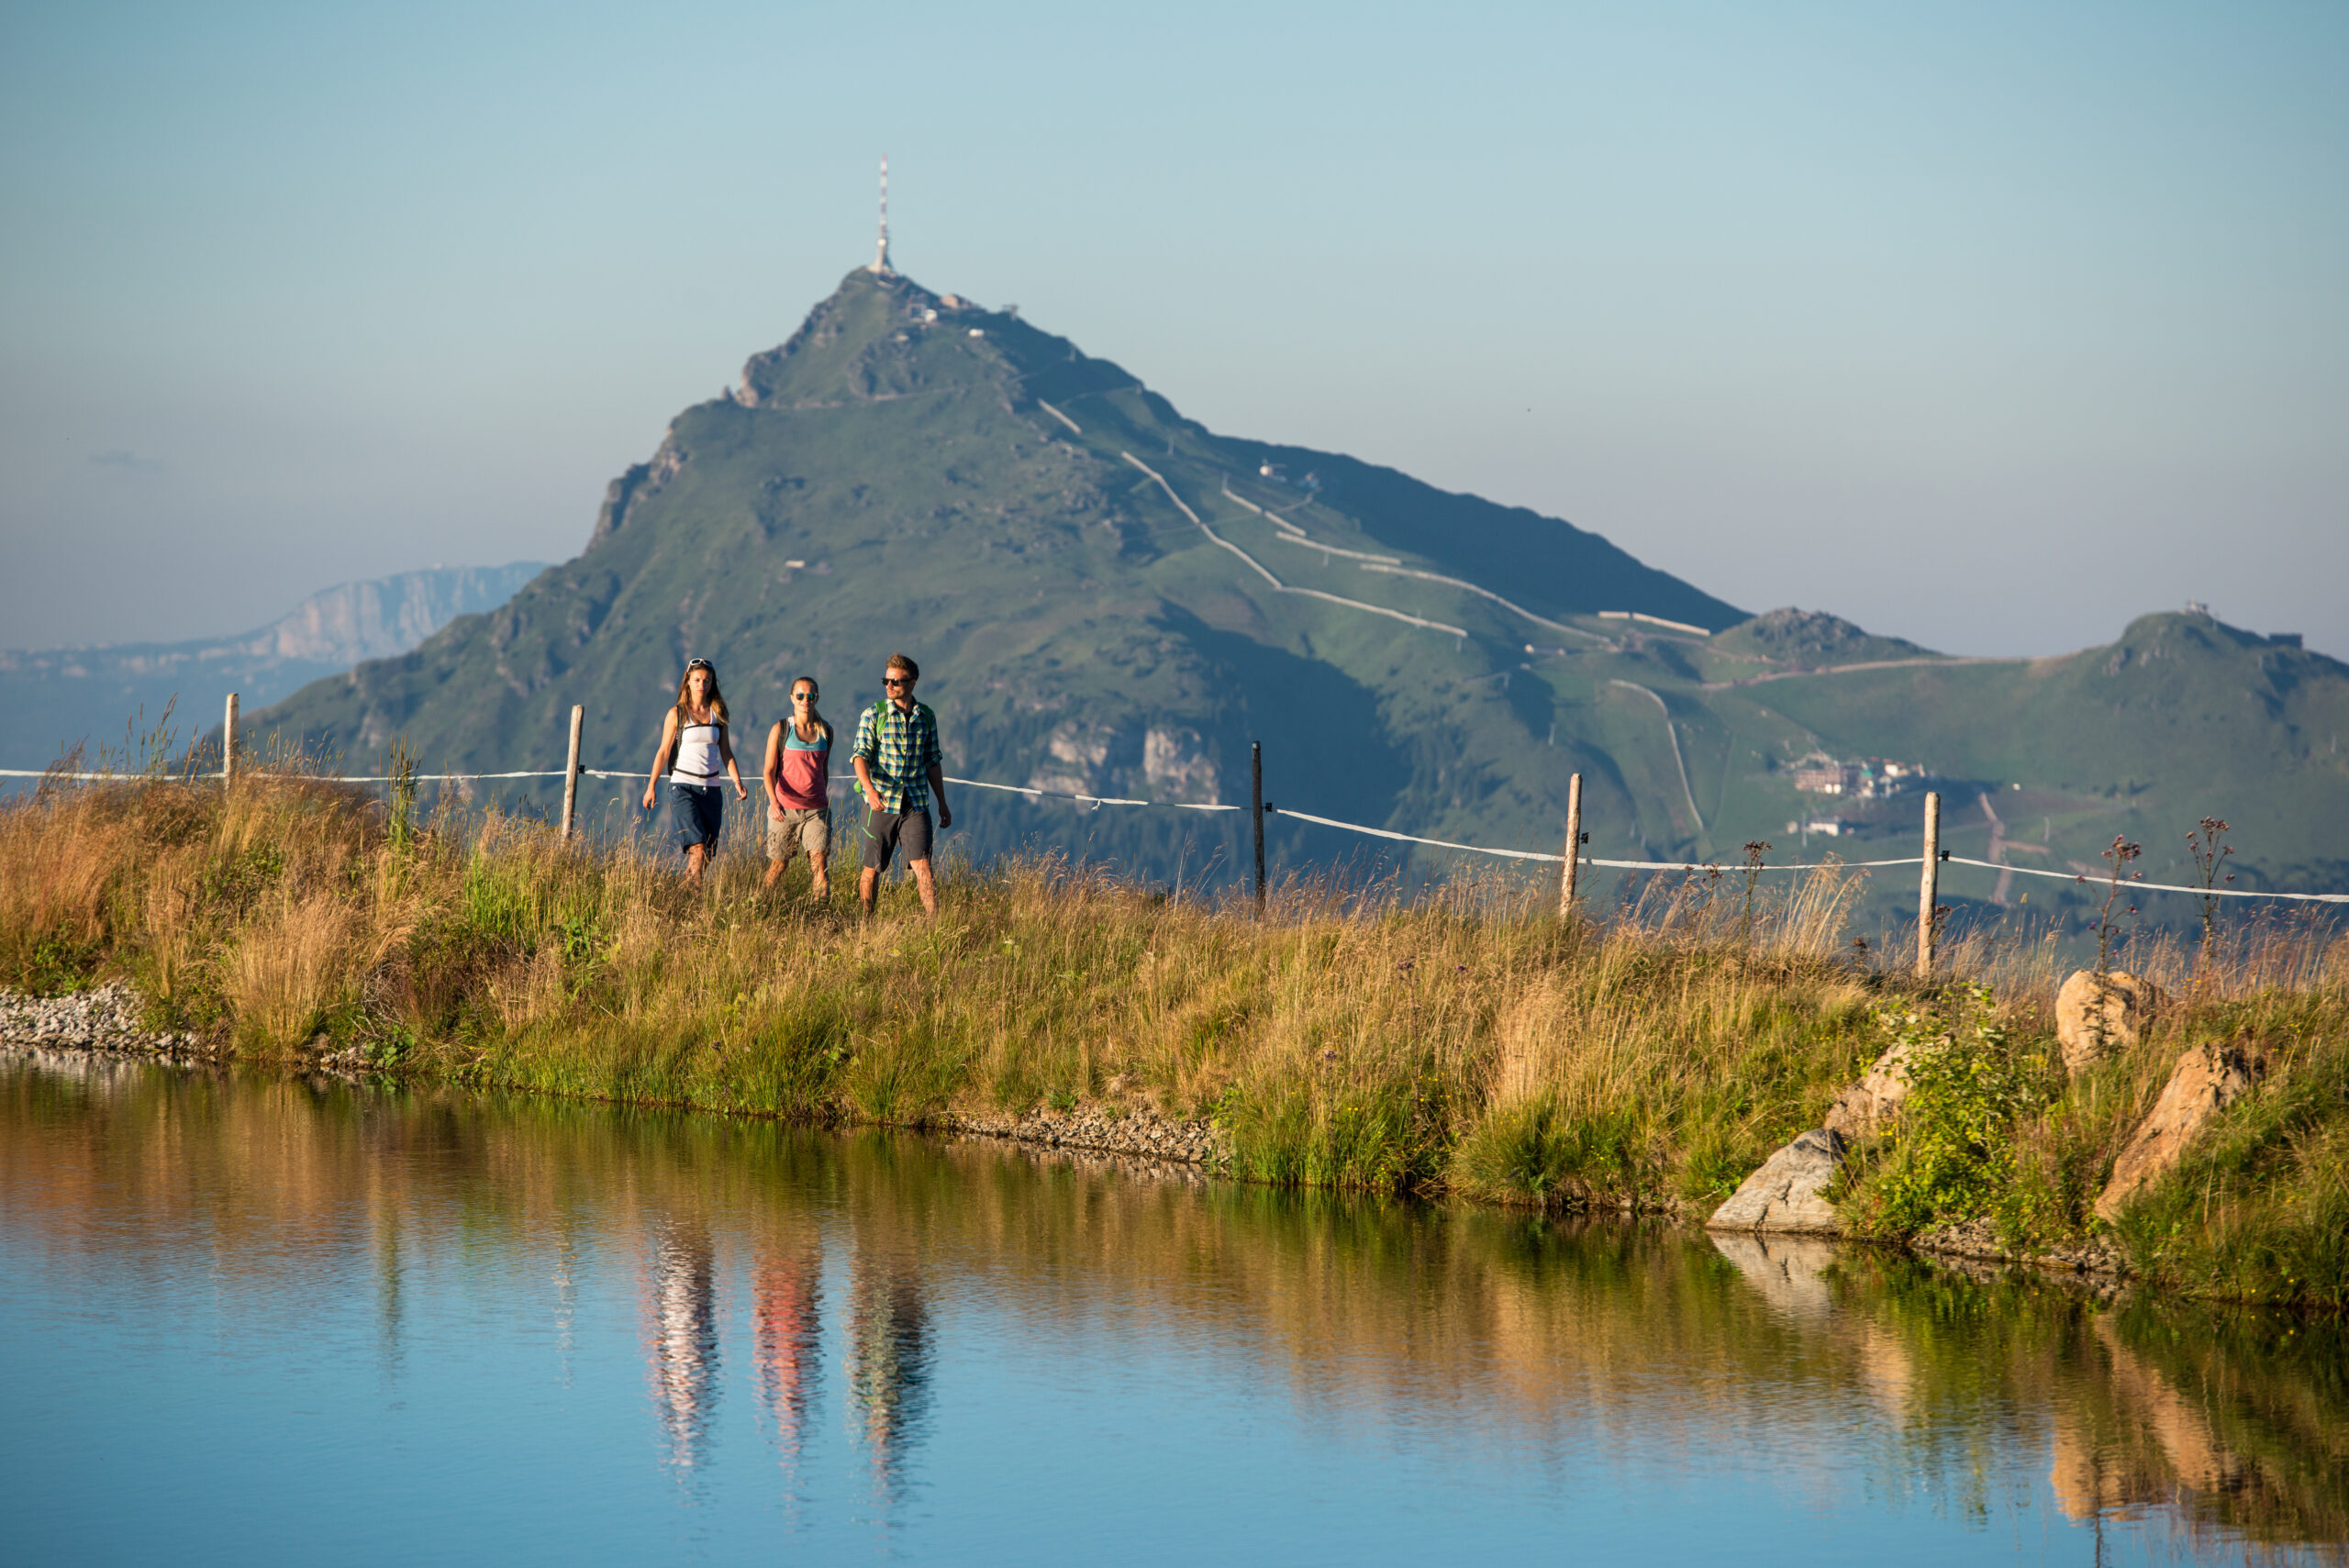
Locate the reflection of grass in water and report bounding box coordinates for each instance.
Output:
[1836,1251,2349,1549]
[3,773,2346,1307]
[9,1055,2349,1550]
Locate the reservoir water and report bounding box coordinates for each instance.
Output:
[3,1049,2343,1564]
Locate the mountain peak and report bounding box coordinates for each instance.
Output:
[733,268,1013,412]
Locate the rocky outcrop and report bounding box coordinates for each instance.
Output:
[2055,970,2160,1073]
[1707,1128,1847,1234]
[1823,1039,1917,1139]
[1027,718,1222,805]
[2093,1040,2266,1221]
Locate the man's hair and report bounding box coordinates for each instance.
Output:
[885,652,919,682]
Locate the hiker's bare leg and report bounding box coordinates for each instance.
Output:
[859,866,880,915]
[763,845,792,890]
[909,858,938,917]
[685,843,709,884]
[809,854,830,901]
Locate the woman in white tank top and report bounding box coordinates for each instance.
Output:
[640,658,747,884]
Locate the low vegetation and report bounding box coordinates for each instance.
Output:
[4,770,2343,1307]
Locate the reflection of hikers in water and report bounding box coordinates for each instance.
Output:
[752,1241,822,1463]
[642,1217,719,1474]
[847,1254,932,1488]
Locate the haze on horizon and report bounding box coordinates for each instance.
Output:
[3,1,2343,661]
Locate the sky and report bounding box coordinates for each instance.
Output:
[3,1,2343,658]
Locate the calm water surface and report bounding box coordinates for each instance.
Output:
[3,1050,2343,1565]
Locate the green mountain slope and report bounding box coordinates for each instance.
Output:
[247,267,2349,917]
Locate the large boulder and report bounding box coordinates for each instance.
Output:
[1707,1128,1848,1234]
[1823,1039,1918,1139]
[2055,970,2160,1073]
[2093,1040,2266,1221]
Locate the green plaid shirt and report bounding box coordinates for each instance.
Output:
[852,697,941,814]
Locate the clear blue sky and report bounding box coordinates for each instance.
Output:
[4,1,2343,657]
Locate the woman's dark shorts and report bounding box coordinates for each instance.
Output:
[861,807,932,873]
[668,782,723,853]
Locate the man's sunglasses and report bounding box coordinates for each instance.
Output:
[884,677,910,688]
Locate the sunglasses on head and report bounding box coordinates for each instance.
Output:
[685,658,713,673]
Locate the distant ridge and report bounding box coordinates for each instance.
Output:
[0,562,544,771]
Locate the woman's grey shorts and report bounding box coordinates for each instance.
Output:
[668,782,723,853]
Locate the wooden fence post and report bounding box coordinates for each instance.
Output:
[561,705,584,840]
[222,692,239,784]
[1917,790,1942,978]
[1251,741,1267,917]
[1560,772,1584,917]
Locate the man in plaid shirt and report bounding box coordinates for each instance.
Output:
[852,652,952,915]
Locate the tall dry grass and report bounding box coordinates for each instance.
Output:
[2,773,2343,1304]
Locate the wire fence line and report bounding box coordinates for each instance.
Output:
[9,761,2344,906]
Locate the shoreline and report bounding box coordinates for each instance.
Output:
[2,979,2148,1301]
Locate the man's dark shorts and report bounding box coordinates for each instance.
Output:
[862,807,933,873]
[668,782,723,853]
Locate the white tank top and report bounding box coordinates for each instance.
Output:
[671,717,725,783]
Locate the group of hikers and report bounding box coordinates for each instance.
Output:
[638,653,951,915]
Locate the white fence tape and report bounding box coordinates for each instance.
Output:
[1942,854,2349,906]
[1272,806,1922,872]
[8,766,2343,904]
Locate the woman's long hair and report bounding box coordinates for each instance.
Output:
[790,675,831,742]
[674,664,730,726]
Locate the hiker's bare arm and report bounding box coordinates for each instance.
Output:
[641,710,680,811]
[718,727,746,800]
[929,761,950,829]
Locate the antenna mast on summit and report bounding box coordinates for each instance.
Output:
[871,154,893,275]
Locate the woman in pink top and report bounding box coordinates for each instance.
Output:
[763,676,834,898]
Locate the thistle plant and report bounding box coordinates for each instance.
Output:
[1740,840,1771,947]
[2081,834,2143,981]
[2186,816,2233,981]
[388,738,419,854]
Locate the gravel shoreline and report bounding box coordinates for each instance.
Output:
[0,982,208,1063]
[0,983,1233,1170]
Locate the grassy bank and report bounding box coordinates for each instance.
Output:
[4,772,2344,1307]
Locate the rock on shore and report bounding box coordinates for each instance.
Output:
[1707,1129,1847,1234]
[2093,1040,2266,1222]
[2055,970,2160,1074]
